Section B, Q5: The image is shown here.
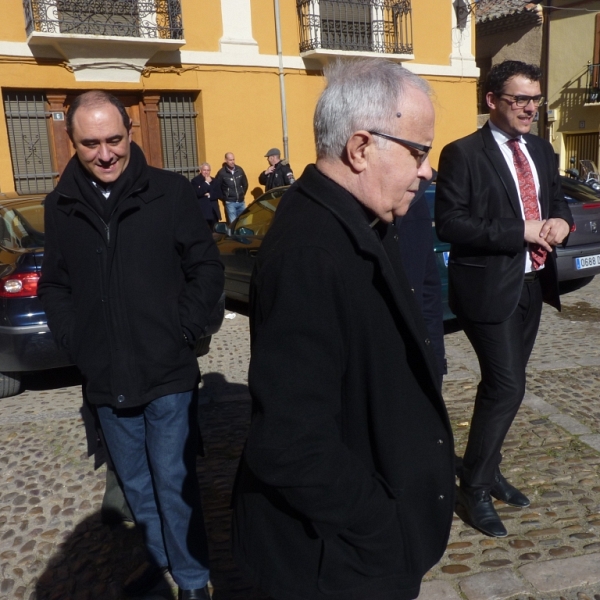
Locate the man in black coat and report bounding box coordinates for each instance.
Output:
[258,147,295,190]
[213,152,248,224]
[38,91,223,600]
[395,170,446,385]
[191,162,221,230]
[232,59,455,600]
[435,61,573,538]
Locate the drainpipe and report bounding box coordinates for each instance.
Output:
[274,0,290,160]
[542,0,551,142]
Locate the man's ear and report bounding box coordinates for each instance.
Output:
[345,131,372,173]
[486,91,497,111]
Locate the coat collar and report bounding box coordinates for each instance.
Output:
[54,142,160,216]
[297,165,442,389]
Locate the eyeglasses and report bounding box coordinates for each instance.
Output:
[498,94,545,108]
[368,131,432,166]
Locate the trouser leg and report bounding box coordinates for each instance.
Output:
[97,404,168,568]
[459,279,542,491]
[144,390,210,590]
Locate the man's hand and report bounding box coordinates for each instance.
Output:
[540,218,570,246]
[524,220,552,252]
[265,166,275,175]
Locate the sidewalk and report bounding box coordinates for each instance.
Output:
[2,278,600,599]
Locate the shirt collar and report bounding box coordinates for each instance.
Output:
[488,119,526,147]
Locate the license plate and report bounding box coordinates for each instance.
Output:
[575,254,600,270]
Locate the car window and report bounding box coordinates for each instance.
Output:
[561,179,600,204]
[0,199,45,250]
[234,194,283,237]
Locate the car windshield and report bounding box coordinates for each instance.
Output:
[233,190,285,237]
[0,198,45,250]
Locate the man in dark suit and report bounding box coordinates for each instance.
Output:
[232,58,455,600]
[435,61,573,537]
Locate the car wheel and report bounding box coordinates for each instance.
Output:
[0,371,22,398]
[195,336,212,357]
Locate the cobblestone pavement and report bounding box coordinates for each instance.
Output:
[4,279,600,599]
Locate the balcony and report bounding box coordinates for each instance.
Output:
[296,0,413,63]
[586,62,600,105]
[22,0,185,82]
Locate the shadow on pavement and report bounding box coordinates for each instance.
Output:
[22,365,82,392]
[34,514,160,600]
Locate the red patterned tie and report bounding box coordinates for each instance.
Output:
[507,139,547,270]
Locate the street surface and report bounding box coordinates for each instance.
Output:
[4,278,600,599]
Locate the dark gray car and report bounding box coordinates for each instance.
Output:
[557,177,600,282]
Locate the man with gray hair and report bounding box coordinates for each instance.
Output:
[232,59,455,600]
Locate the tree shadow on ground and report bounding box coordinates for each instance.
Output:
[35,374,270,600]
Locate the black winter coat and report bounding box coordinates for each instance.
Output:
[258,160,295,191]
[232,165,455,600]
[191,174,221,224]
[214,164,248,202]
[38,144,224,408]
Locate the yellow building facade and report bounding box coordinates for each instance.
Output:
[546,0,600,178]
[0,0,478,200]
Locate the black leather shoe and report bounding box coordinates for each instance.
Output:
[123,563,169,596]
[491,471,530,508]
[179,586,211,600]
[458,487,508,538]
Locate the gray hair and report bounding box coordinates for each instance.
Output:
[200,162,211,170]
[314,58,430,160]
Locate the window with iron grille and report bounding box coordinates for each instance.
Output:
[24,0,184,39]
[297,0,412,54]
[3,92,57,195]
[158,94,199,180]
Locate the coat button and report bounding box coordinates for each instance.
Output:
[117,394,125,403]
[438,495,445,500]
[437,439,444,445]
[425,338,431,345]
[96,247,103,253]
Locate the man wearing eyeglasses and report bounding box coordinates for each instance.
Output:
[435,60,573,538]
[232,58,455,600]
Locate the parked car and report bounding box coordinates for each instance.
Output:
[0,194,224,399]
[216,177,600,320]
[215,185,456,319]
[556,176,600,281]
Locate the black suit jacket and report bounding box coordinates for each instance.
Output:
[435,123,573,323]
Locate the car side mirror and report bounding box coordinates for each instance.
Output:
[214,222,228,235]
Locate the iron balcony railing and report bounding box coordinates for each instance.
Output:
[587,62,600,104]
[23,0,183,39]
[297,0,412,55]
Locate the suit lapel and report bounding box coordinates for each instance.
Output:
[480,124,522,218]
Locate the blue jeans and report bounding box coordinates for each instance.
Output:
[225,200,246,224]
[97,391,209,590]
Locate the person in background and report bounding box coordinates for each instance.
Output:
[192,163,221,230]
[395,169,446,386]
[258,147,295,191]
[435,60,572,538]
[232,58,455,600]
[213,152,248,225]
